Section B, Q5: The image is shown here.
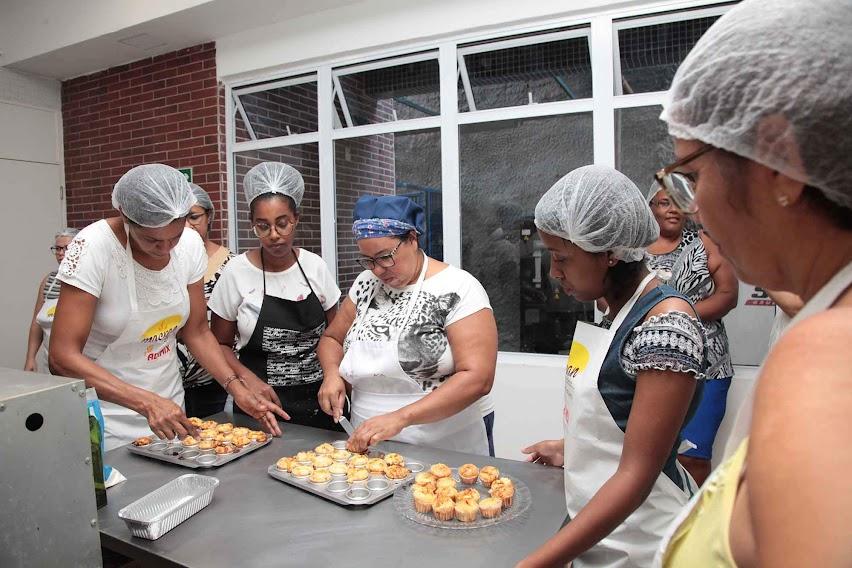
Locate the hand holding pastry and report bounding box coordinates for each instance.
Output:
[346,411,408,453]
[139,391,197,441]
[521,439,564,467]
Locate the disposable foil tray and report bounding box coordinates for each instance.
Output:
[118,474,219,540]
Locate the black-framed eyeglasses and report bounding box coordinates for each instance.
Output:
[356,240,404,270]
[252,219,295,238]
[652,145,713,214]
[50,245,67,254]
[187,211,208,225]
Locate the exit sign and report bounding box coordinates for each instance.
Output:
[178,167,193,182]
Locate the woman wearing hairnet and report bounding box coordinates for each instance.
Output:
[24,227,79,373]
[519,165,706,568]
[209,162,342,430]
[652,1,852,566]
[50,164,287,450]
[177,183,234,417]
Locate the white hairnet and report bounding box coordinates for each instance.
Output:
[112,164,195,227]
[243,162,305,208]
[662,0,852,209]
[189,183,215,220]
[534,165,659,262]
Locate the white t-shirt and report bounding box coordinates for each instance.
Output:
[345,264,495,416]
[57,220,206,360]
[208,249,341,350]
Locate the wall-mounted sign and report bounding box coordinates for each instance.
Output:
[178,167,193,183]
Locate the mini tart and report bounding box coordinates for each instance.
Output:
[479,497,503,519]
[367,458,387,474]
[348,455,368,468]
[432,498,455,522]
[198,440,218,451]
[232,435,251,448]
[132,436,152,447]
[455,500,479,523]
[214,445,234,455]
[490,478,515,508]
[478,465,500,487]
[314,443,335,455]
[309,469,332,484]
[200,420,218,430]
[231,427,250,438]
[276,457,294,471]
[181,436,199,447]
[429,463,452,479]
[436,477,457,491]
[216,422,234,433]
[331,449,351,462]
[328,462,348,476]
[252,431,268,443]
[384,465,410,480]
[199,429,218,440]
[436,486,458,501]
[295,451,315,463]
[458,463,479,484]
[312,455,334,469]
[415,472,436,486]
[384,453,405,466]
[216,433,233,445]
[187,417,204,427]
[457,488,481,503]
[412,485,435,499]
[291,464,313,477]
[413,490,437,514]
[347,468,369,483]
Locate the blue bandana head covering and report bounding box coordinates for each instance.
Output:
[352,195,426,240]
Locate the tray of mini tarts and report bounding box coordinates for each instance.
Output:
[267,441,424,506]
[128,433,271,469]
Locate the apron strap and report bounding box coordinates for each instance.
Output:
[123,223,139,313]
[609,271,658,330]
[293,249,319,299]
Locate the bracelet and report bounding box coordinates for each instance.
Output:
[222,375,246,393]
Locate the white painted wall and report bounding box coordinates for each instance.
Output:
[0,68,64,369]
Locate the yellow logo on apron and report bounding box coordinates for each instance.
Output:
[46,305,56,318]
[140,314,183,343]
[566,340,590,379]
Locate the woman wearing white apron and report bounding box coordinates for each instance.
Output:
[318,195,497,456]
[648,1,852,565]
[24,228,79,373]
[50,164,286,450]
[519,166,707,568]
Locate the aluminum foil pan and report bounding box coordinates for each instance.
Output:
[118,474,219,540]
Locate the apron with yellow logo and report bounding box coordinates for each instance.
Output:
[564,273,697,567]
[97,226,189,450]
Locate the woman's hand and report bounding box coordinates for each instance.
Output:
[230,381,289,436]
[140,393,198,441]
[522,439,565,467]
[24,357,37,372]
[318,373,347,421]
[346,412,408,453]
[240,371,283,409]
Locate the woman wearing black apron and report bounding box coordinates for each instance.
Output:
[209,162,343,430]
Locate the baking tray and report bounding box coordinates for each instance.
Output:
[267,453,424,507]
[118,474,219,540]
[128,436,271,468]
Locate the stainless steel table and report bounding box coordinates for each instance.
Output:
[99,413,566,567]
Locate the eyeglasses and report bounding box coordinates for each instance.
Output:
[252,219,295,238]
[356,240,404,270]
[187,211,208,225]
[649,198,676,210]
[652,145,713,214]
[50,246,67,254]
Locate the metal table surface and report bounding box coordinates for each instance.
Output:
[99,412,566,567]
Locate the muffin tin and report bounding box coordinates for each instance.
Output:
[128,436,271,469]
[267,445,424,506]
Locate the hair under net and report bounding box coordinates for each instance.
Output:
[189,183,215,220]
[534,165,659,262]
[662,0,852,209]
[111,164,195,227]
[243,162,305,208]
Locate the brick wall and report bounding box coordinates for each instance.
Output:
[62,43,228,243]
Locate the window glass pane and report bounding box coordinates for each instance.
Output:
[335,57,439,128]
[615,105,673,194]
[458,33,592,112]
[460,114,595,354]
[335,129,442,293]
[233,145,320,254]
[234,81,318,140]
[616,15,721,94]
